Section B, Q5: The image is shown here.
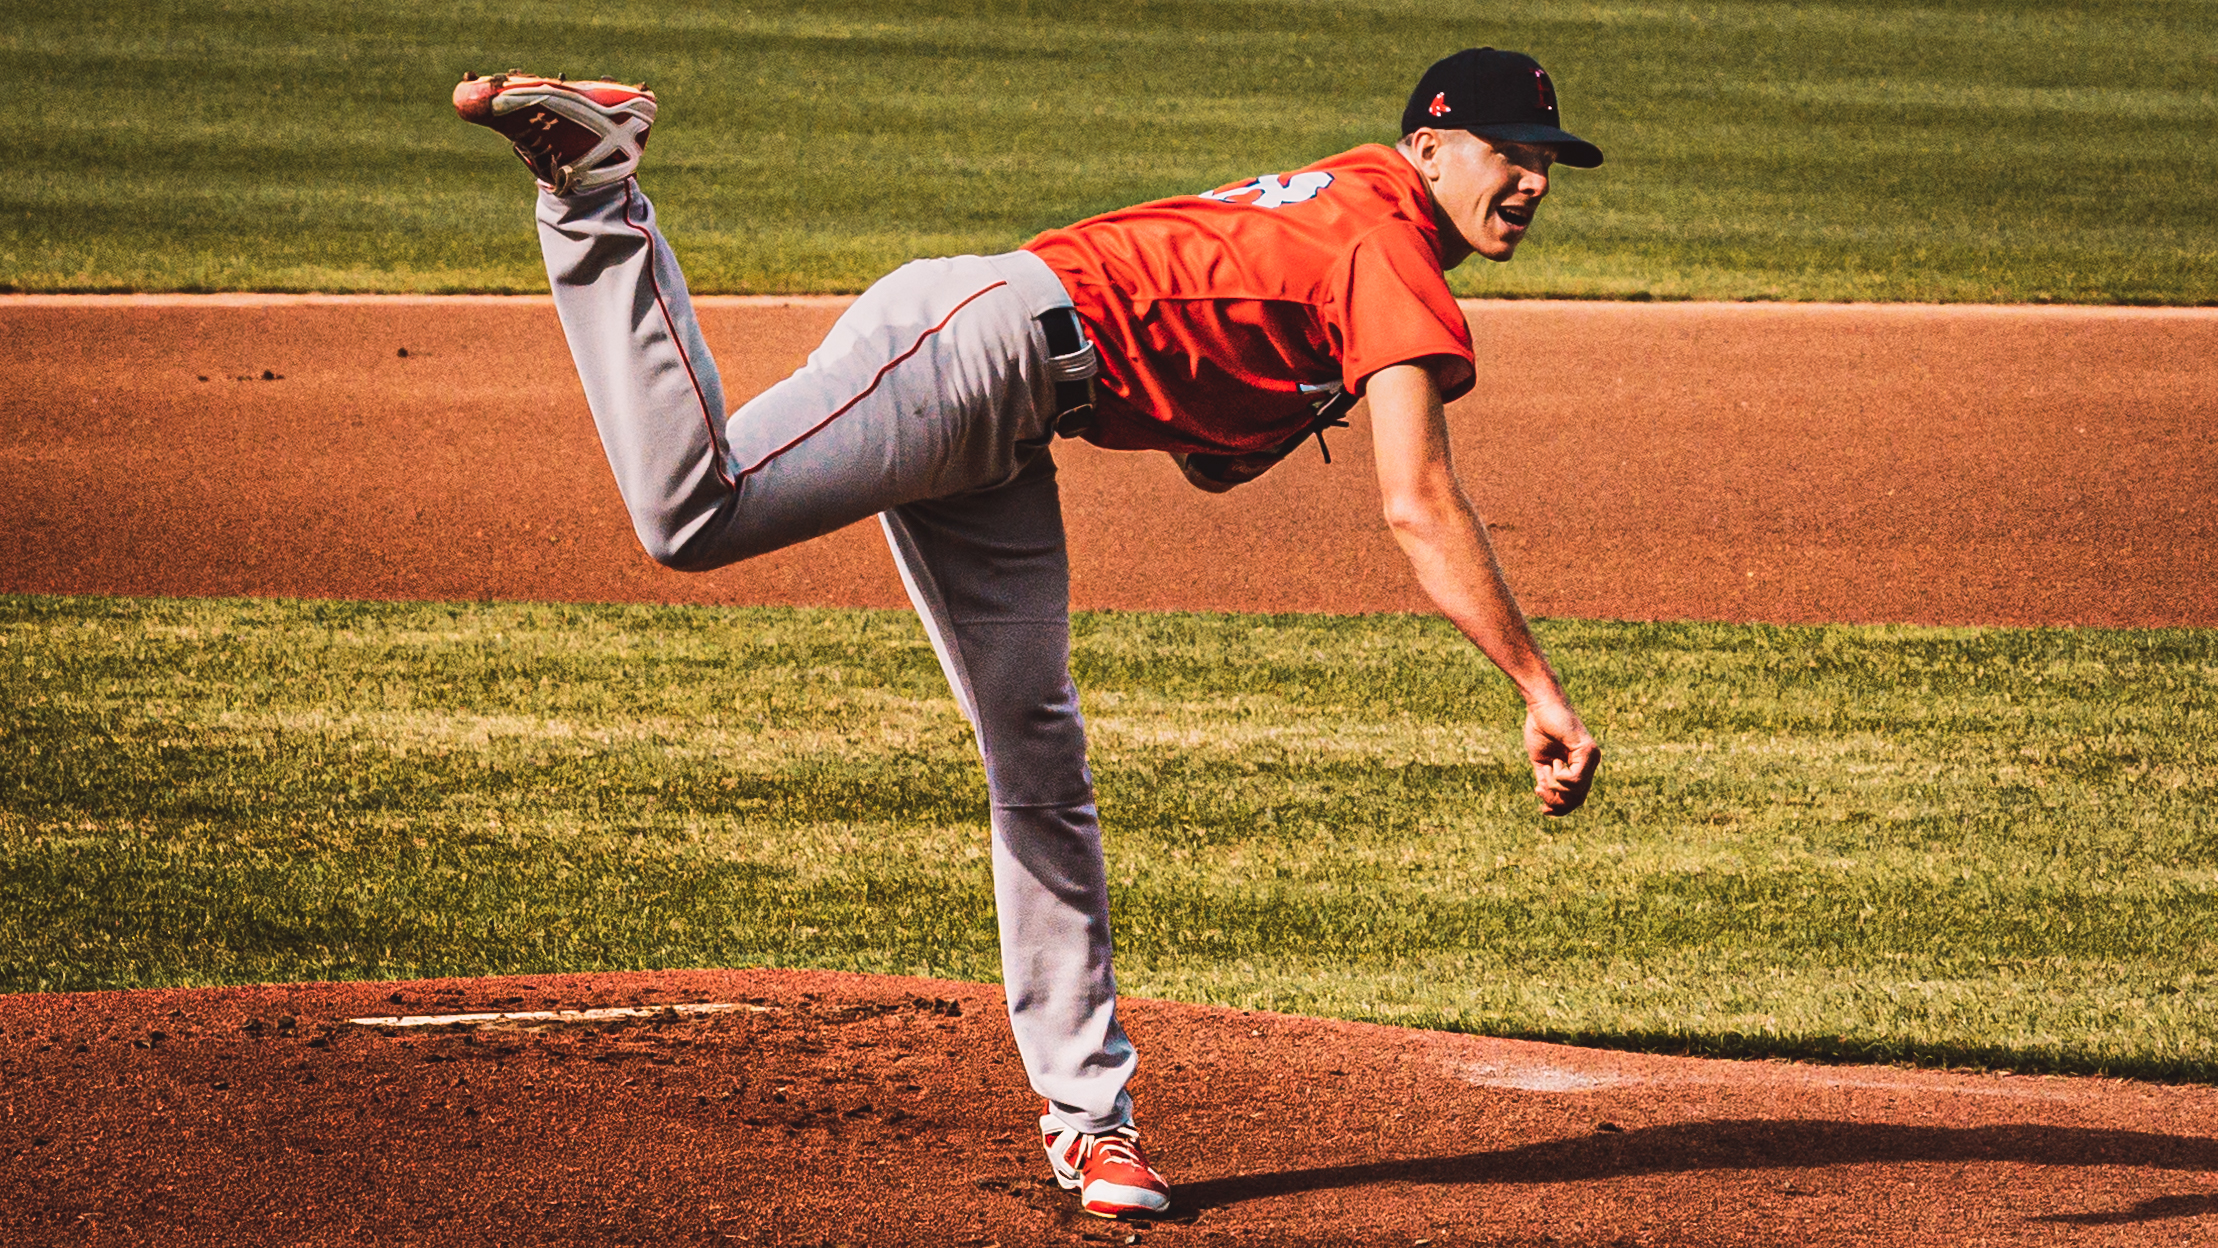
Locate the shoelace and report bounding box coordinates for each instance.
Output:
[513,127,563,172]
[1085,1132,1153,1172]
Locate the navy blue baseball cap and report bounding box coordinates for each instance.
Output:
[1402,48,1603,168]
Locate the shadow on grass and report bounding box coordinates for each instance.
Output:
[1175,1120,2218,1215]
[1458,1027,2218,1086]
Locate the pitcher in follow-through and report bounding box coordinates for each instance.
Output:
[454,46,1605,1219]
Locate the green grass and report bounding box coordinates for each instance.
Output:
[5,0,2214,301]
[5,593,2216,1081]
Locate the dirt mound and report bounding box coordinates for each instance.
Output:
[4,968,2214,1245]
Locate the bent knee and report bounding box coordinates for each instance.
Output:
[634,512,785,573]
[635,524,729,573]
[645,544,718,573]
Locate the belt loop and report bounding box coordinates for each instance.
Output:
[1039,307,1097,438]
[1040,307,1098,383]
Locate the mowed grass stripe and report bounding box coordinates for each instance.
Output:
[4,594,2215,1079]
[3,0,2213,301]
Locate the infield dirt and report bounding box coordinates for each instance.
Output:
[5,296,2213,627]
[7,968,2218,1246]
[3,299,2216,1244]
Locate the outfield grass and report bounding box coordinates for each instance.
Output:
[5,594,2214,1080]
[5,0,2213,301]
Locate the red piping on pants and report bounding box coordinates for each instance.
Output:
[731,280,1011,485]
[623,182,734,490]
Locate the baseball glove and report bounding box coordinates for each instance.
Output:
[1181,386,1358,491]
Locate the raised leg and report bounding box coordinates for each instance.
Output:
[537,182,739,568]
[536,182,1062,571]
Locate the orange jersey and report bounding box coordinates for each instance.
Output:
[1024,144,1475,455]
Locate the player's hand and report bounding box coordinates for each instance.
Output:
[1524,698,1600,816]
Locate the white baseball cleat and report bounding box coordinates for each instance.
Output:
[1041,1103,1173,1218]
[452,71,657,195]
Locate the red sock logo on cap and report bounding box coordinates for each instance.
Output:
[1428,91,1450,117]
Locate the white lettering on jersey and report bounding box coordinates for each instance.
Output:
[1199,171,1334,208]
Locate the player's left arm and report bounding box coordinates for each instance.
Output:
[1366,360,1600,815]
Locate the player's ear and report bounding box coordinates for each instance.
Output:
[1400,127,1445,180]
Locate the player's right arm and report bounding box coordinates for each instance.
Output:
[1365,361,1600,815]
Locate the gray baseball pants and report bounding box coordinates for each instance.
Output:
[536,181,1134,1134]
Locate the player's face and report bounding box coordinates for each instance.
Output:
[1412,130,1555,263]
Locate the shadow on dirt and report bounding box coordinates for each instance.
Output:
[1175,1120,2218,1214]
[2033,1193,2218,1226]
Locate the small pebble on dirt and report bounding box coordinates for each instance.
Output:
[397,347,409,357]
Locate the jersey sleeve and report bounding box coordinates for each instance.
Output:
[1327,223,1477,401]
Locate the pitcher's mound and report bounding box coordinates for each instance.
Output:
[4,968,2214,1245]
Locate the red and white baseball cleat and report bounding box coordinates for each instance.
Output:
[452,71,657,196]
[1041,1104,1172,1218]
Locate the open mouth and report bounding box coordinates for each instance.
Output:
[1496,204,1534,229]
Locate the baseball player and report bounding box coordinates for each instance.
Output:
[455,47,1602,1219]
